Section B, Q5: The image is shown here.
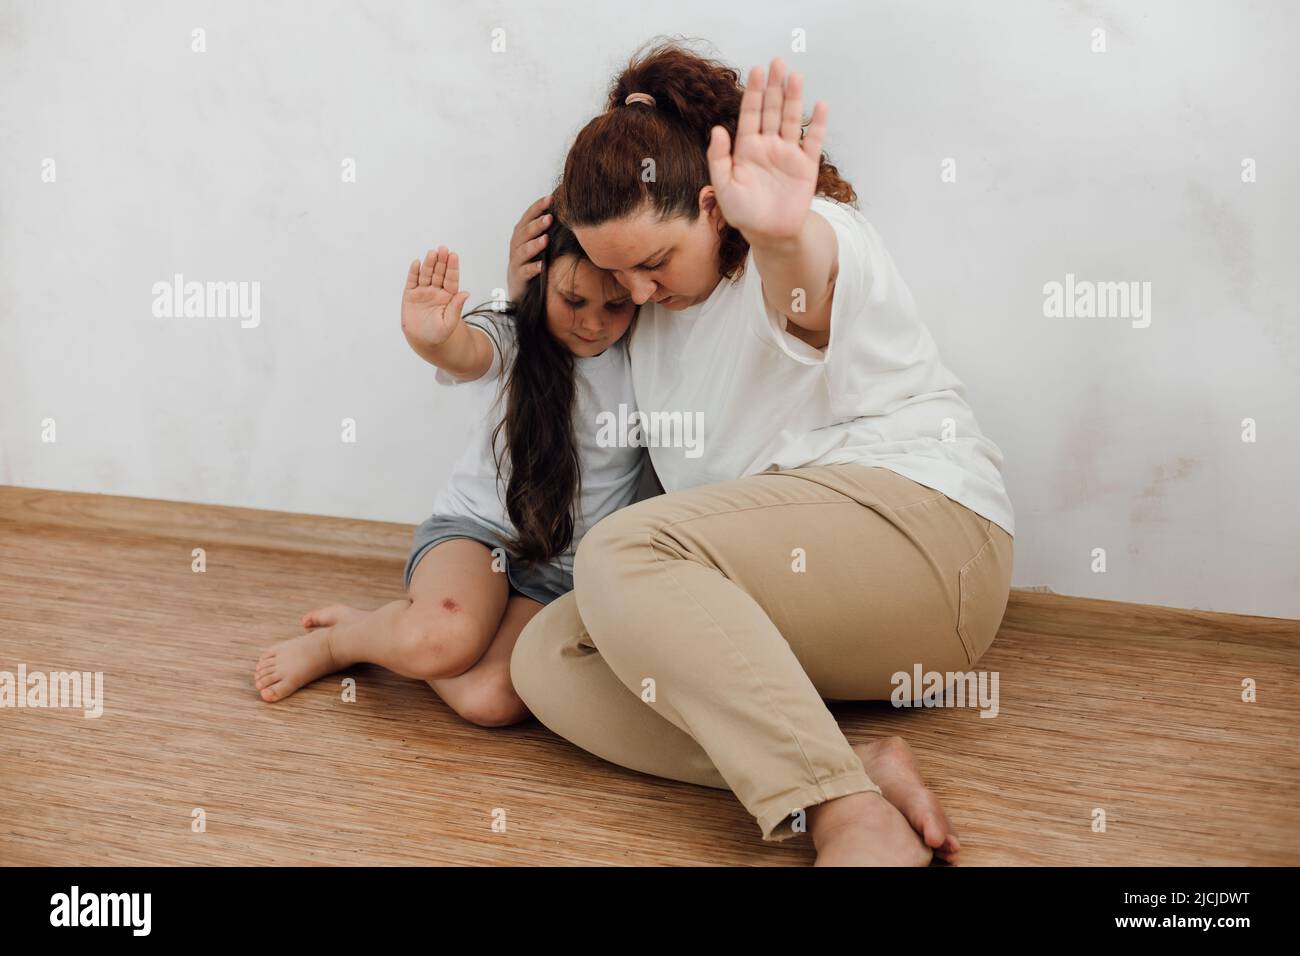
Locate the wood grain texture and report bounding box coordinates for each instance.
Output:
[1,484,1296,866]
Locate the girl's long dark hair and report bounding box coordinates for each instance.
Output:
[463,221,595,566]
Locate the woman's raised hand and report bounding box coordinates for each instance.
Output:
[507,194,553,302]
[402,247,471,349]
[707,59,828,243]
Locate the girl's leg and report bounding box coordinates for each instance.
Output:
[511,464,1012,863]
[428,593,542,727]
[254,538,508,701]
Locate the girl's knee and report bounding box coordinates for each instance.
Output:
[395,603,490,680]
[452,676,529,727]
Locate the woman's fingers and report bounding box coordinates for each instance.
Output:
[780,71,805,141]
[515,193,551,231]
[707,125,733,189]
[515,232,548,262]
[405,259,420,291]
[736,65,765,139]
[761,58,786,136]
[801,101,829,161]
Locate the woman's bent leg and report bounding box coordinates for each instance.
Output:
[511,464,1012,843]
[510,591,729,790]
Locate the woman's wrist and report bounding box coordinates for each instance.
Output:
[740,205,818,255]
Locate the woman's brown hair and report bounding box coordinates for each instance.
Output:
[554,38,858,281]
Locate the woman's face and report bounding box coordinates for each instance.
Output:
[545,254,636,357]
[573,188,727,310]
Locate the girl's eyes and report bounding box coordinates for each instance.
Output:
[643,258,667,270]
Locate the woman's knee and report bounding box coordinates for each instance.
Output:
[394,603,490,680]
[509,593,583,710]
[573,504,659,595]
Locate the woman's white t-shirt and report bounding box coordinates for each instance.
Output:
[629,195,1015,537]
[430,312,647,570]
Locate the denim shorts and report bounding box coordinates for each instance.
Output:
[403,513,574,606]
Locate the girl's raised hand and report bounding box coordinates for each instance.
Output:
[706,59,828,243]
[402,247,471,349]
[507,194,553,302]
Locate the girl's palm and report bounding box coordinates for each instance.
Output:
[402,247,470,348]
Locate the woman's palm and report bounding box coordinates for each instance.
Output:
[708,59,828,242]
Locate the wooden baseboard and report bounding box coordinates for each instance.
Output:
[1,483,1295,634]
[0,484,412,562]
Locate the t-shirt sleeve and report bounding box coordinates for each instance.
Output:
[434,311,517,386]
[745,195,876,367]
[747,196,938,424]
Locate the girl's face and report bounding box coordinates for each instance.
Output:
[545,254,637,357]
[573,188,727,310]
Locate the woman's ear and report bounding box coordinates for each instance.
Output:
[700,185,727,232]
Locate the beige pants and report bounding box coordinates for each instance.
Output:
[509,464,1014,842]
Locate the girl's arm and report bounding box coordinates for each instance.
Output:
[401,246,494,381]
[707,59,843,340]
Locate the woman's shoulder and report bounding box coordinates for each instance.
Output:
[810,194,869,230]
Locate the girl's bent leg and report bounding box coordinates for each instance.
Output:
[430,594,541,727]
[255,539,510,701]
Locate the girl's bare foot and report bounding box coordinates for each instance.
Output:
[853,737,961,862]
[809,790,933,866]
[300,604,367,630]
[253,604,365,702]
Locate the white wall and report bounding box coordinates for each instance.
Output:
[2,0,1296,618]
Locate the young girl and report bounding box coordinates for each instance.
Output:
[253,218,644,725]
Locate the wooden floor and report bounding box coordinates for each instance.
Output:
[1,485,1296,866]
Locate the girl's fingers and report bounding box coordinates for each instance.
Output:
[736,65,765,139]
[430,245,449,289]
[418,249,438,286]
[405,259,420,291]
[801,101,829,161]
[445,252,460,294]
[707,125,733,188]
[761,58,786,136]
[780,72,805,142]
[447,290,470,326]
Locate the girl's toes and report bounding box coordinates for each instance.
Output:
[260,682,285,702]
[303,604,345,628]
[255,671,279,690]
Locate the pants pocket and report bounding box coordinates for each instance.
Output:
[955,526,1012,667]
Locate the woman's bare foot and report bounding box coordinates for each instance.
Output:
[253,604,365,702]
[853,737,961,862]
[809,789,933,866]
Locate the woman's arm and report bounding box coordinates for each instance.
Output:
[401,246,494,381]
[707,59,838,338]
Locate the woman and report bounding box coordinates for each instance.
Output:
[508,41,1014,866]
